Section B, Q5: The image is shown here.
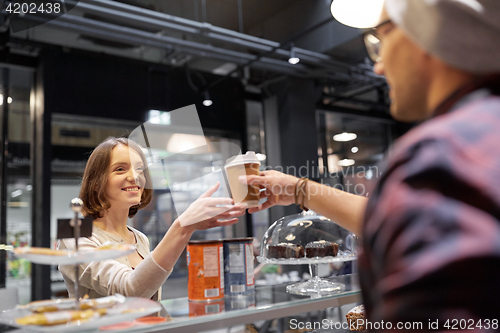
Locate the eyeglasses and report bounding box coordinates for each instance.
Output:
[363,19,392,63]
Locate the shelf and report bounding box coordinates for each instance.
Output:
[1,275,360,333]
[130,274,360,333]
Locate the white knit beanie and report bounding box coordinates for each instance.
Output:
[385,0,500,74]
[331,0,500,74]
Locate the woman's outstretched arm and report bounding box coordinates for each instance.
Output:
[151,182,246,271]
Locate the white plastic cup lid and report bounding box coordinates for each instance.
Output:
[225,151,261,168]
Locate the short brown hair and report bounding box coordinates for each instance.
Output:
[79,137,153,219]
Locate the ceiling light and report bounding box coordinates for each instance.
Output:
[288,42,300,65]
[11,190,23,198]
[203,90,213,107]
[288,56,300,65]
[148,110,171,125]
[338,159,355,167]
[351,146,359,153]
[330,0,385,29]
[0,94,13,105]
[333,132,357,142]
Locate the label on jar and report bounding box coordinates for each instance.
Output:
[223,239,255,296]
[203,247,218,277]
[219,246,224,289]
[204,288,219,298]
[229,244,245,274]
[245,243,254,286]
[230,285,246,293]
[188,241,224,301]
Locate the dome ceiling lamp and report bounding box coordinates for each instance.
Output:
[330,0,385,29]
[333,132,357,142]
[288,42,300,65]
[202,90,213,107]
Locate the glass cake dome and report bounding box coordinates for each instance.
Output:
[257,210,359,296]
[258,210,358,264]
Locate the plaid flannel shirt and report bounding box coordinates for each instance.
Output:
[359,76,500,331]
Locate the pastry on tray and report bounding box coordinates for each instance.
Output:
[346,304,366,331]
[15,309,104,326]
[305,240,338,258]
[19,294,125,313]
[268,243,304,259]
[15,295,132,326]
[14,247,70,256]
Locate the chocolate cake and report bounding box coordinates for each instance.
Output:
[268,243,304,259]
[305,240,338,258]
[346,305,366,331]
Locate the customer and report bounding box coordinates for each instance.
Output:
[244,0,500,329]
[59,137,245,300]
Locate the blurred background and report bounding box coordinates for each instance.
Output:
[0,0,411,304]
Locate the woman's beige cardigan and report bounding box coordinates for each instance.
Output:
[58,225,170,300]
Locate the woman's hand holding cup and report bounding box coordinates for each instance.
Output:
[178,182,246,231]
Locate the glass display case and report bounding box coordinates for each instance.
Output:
[160,274,360,333]
[258,211,358,297]
[0,274,360,332]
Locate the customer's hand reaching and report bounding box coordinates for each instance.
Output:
[178,182,246,229]
[239,170,299,213]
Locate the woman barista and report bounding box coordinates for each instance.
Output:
[58,137,245,300]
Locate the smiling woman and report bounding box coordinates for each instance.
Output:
[57,137,246,300]
[78,137,153,221]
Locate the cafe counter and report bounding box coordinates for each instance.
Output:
[119,274,360,333]
[1,274,360,333]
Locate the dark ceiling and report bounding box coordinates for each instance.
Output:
[6,0,370,67]
[119,0,368,62]
[3,0,388,113]
[126,0,306,34]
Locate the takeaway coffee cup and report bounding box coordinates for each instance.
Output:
[224,151,261,207]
